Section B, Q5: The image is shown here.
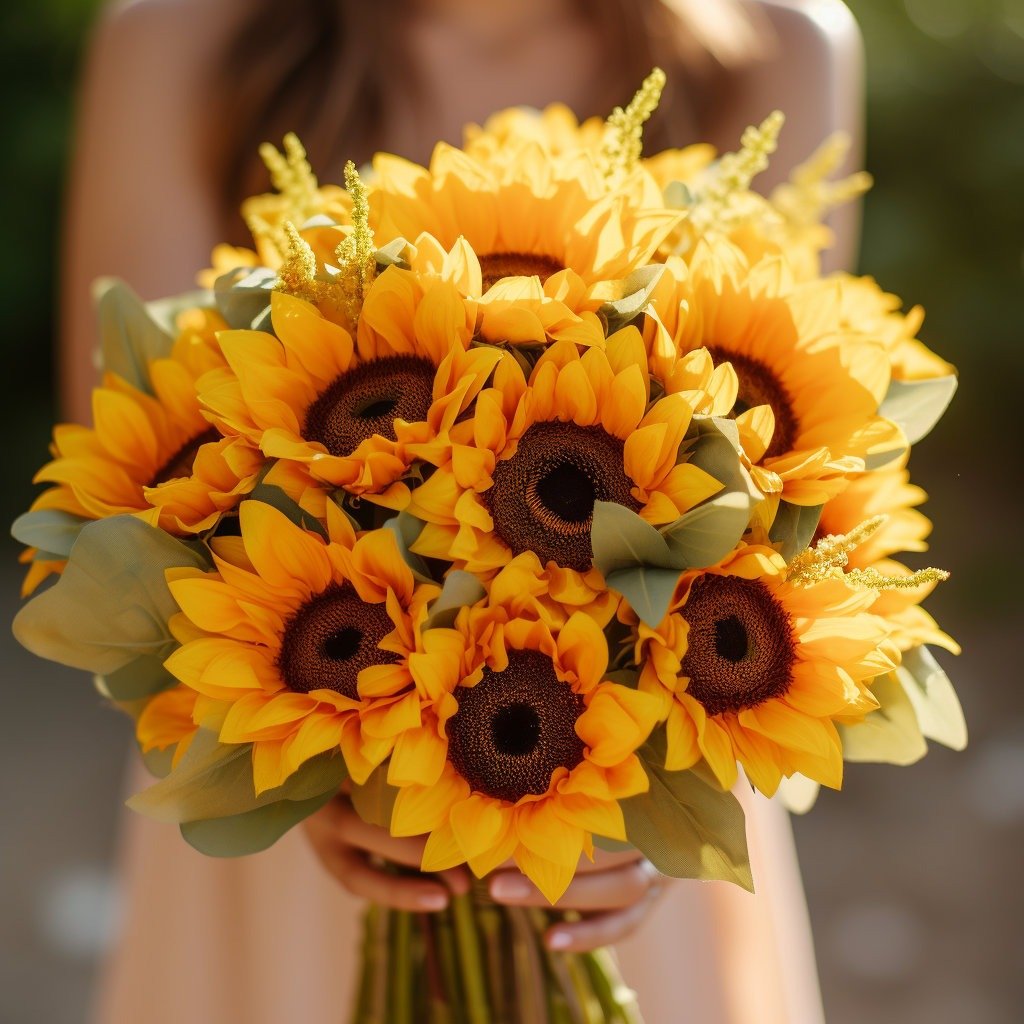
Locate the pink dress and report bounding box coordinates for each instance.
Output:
[94,763,825,1024]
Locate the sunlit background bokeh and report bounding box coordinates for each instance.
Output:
[0,1,1021,1021]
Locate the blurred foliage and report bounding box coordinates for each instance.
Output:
[0,0,1020,625]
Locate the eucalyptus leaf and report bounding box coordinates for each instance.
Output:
[181,790,335,857]
[878,376,957,446]
[11,510,89,558]
[597,265,665,332]
[593,834,633,854]
[899,646,967,751]
[245,487,327,539]
[863,447,908,471]
[141,745,176,780]
[350,764,400,828]
[839,672,928,766]
[776,775,820,816]
[12,516,210,674]
[605,566,681,629]
[423,571,486,630]
[660,492,754,570]
[214,267,278,330]
[623,733,752,890]
[128,729,348,823]
[687,417,759,501]
[591,501,676,576]
[375,238,412,269]
[100,654,178,702]
[383,511,435,585]
[94,278,176,390]
[769,502,823,562]
[146,289,214,336]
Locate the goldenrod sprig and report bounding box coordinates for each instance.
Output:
[334,160,376,323]
[600,67,667,184]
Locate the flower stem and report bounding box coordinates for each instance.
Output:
[389,909,414,1024]
[506,905,550,1024]
[451,892,492,1024]
[582,949,645,1024]
[436,907,468,1024]
[477,899,510,1024]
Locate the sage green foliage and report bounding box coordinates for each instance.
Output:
[350,763,400,828]
[622,732,752,890]
[839,671,929,765]
[12,515,209,675]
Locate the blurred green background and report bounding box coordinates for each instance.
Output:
[0,1,1021,1022]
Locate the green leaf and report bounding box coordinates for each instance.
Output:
[180,790,335,857]
[688,417,759,498]
[591,501,676,575]
[213,267,277,330]
[145,289,214,336]
[245,487,328,539]
[94,278,176,391]
[597,265,665,332]
[593,834,633,854]
[899,646,967,751]
[776,775,820,815]
[622,733,752,890]
[423,571,486,630]
[12,516,210,674]
[605,566,681,628]
[878,376,957,445]
[350,764,400,828]
[11,509,89,558]
[375,238,412,270]
[141,745,176,780]
[383,511,435,585]
[128,729,347,823]
[863,447,908,471]
[99,654,177,702]
[660,492,754,569]
[768,502,823,562]
[839,672,928,766]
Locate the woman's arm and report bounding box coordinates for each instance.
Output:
[721,0,866,272]
[60,0,240,422]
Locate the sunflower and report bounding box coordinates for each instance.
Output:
[633,545,897,796]
[463,103,607,164]
[200,274,503,505]
[163,500,441,793]
[407,333,722,585]
[813,458,959,655]
[649,242,904,506]
[834,274,955,381]
[368,143,680,292]
[31,319,262,536]
[136,684,201,765]
[386,599,660,903]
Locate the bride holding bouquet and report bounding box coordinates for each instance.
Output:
[58,1,875,1021]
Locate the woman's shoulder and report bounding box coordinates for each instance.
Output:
[746,0,862,58]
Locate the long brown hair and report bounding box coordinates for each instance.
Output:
[212,0,765,238]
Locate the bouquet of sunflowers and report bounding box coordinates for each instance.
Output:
[13,71,964,1022]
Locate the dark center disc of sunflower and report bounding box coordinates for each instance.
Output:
[148,427,220,487]
[680,574,797,716]
[447,650,586,804]
[277,584,400,699]
[303,355,436,457]
[704,347,799,460]
[484,420,641,572]
[478,252,564,292]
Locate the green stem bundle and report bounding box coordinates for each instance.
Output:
[349,883,644,1024]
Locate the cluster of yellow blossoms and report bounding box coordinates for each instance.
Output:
[14,72,963,901]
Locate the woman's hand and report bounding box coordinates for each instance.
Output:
[304,794,472,912]
[489,849,669,953]
[306,794,669,952]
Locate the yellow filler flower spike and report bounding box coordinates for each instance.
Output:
[334,160,376,323]
[600,67,667,183]
[258,132,320,224]
[275,222,325,304]
[788,515,950,591]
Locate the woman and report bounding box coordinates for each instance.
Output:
[64,1,863,1020]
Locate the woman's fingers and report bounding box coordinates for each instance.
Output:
[544,896,656,953]
[489,858,661,911]
[312,840,453,912]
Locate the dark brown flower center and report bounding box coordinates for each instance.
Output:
[705,347,798,460]
[304,355,436,457]
[149,427,221,487]
[479,252,564,292]
[680,574,796,716]
[447,649,586,804]
[278,584,400,699]
[484,421,641,572]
